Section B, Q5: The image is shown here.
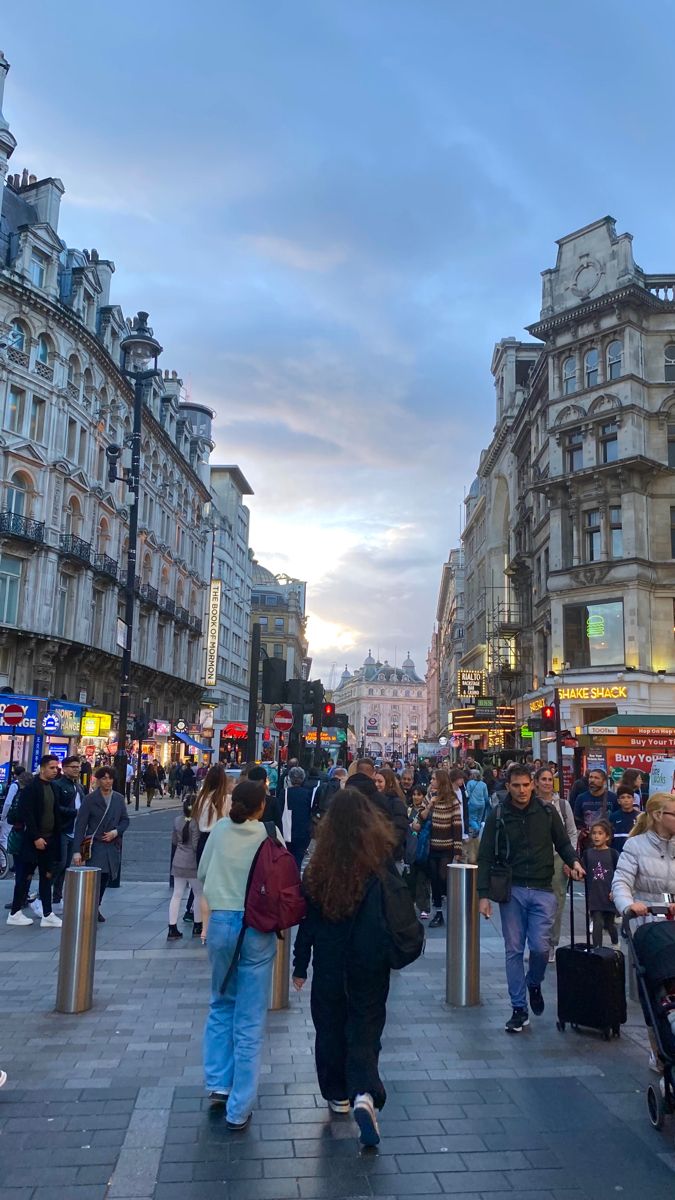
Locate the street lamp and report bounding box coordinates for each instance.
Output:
[391,720,399,759]
[112,312,162,794]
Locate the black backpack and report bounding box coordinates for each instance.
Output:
[379,865,425,969]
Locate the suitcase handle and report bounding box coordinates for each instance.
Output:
[568,873,591,950]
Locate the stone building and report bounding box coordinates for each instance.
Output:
[435,547,465,732]
[457,216,675,755]
[332,652,427,757]
[251,564,309,727]
[0,52,213,746]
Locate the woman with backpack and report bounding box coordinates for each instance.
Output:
[293,787,414,1147]
[167,798,202,940]
[198,780,284,1130]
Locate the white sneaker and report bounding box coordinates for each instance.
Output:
[29,900,43,918]
[328,1099,350,1114]
[549,947,556,964]
[40,912,62,928]
[6,911,33,926]
[353,1092,380,1146]
[0,1069,6,1088]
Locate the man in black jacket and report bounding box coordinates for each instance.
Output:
[7,754,62,928]
[477,763,584,1034]
[51,755,85,907]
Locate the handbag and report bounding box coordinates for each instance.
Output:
[487,803,512,904]
[80,799,111,863]
[415,815,432,865]
[7,826,23,856]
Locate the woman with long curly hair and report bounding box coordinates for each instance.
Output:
[293,787,396,1147]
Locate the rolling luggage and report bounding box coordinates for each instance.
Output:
[556,879,626,1040]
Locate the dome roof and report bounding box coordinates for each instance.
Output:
[340,665,351,683]
[252,561,277,586]
[402,650,415,670]
[363,649,375,666]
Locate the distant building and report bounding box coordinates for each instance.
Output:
[332,652,427,757]
[251,564,309,727]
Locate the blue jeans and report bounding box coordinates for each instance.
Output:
[499,886,558,1010]
[203,910,276,1123]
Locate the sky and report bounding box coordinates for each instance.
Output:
[5,1,675,687]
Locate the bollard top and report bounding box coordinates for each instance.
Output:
[447,862,478,869]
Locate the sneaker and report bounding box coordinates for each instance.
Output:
[505,1007,530,1033]
[649,1050,664,1074]
[6,911,33,926]
[328,1099,350,1114]
[97,912,106,923]
[0,1069,6,1088]
[548,947,556,964]
[226,1113,252,1131]
[29,900,44,919]
[353,1092,380,1146]
[429,911,444,929]
[41,913,62,928]
[419,911,430,920]
[528,985,545,1016]
[208,1090,229,1105]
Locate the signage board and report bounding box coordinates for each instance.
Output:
[31,733,44,772]
[205,579,222,687]
[46,740,69,764]
[458,670,486,700]
[587,750,607,774]
[366,715,379,733]
[606,749,669,773]
[417,741,447,758]
[49,702,81,737]
[42,712,62,734]
[0,696,38,734]
[529,696,549,713]
[153,719,171,736]
[558,685,627,701]
[81,711,112,738]
[649,759,675,794]
[520,723,533,740]
[475,697,497,719]
[174,718,188,733]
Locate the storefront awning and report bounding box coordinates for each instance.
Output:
[173,730,211,753]
[222,722,248,738]
[586,714,675,733]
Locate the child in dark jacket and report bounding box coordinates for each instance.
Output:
[582,820,619,947]
[610,788,639,854]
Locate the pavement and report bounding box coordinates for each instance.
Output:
[1,809,675,1200]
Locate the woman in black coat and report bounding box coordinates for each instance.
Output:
[72,766,129,920]
[293,787,397,1148]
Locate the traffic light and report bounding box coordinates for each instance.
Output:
[284,678,307,707]
[541,704,556,732]
[322,701,336,726]
[308,680,325,724]
[262,656,286,703]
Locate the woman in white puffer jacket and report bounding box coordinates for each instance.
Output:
[612,793,675,917]
[612,793,675,1074]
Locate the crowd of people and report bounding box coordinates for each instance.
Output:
[2,745,674,1147]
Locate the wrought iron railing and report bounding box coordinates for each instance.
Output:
[93,552,119,581]
[59,533,92,564]
[0,510,45,543]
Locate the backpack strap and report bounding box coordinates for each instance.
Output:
[494,803,510,865]
[218,834,269,995]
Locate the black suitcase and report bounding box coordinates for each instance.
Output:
[556,879,626,1040]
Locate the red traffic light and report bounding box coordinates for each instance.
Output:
[543,706,555,721]
[323,702,336,718]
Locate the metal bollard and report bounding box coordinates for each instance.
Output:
[446,862,480,1007]
[268,929,291,1010]
[55,867,100,1014]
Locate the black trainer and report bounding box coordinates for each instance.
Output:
[429,911,444,928]
[528,985,544,1016]
[505,1007,530,1033]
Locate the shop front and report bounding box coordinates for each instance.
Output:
[218,721,248,765]
[144,719,172,767]
[0,694,40,785]
[448,705,517,754]
[78,710,115,765]
[172,727,212,766]
[585,713,675,789]
[44,701,83,762]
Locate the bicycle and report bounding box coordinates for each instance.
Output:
[0,843,9,880]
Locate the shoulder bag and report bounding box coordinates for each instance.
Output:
[487,803,512,904]
[81,798,112,863]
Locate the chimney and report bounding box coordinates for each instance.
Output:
[93,255,115,306]
[23,175,65,231]
[0,52,17,193]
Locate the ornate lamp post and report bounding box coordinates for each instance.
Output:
[111,313,162,793]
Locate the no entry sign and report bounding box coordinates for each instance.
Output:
[3,703,26,726]
[273,708,294,733]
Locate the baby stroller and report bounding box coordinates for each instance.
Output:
[624,910,675,1130]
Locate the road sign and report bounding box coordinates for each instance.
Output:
[42,712,62,734]
[273,708,294,733]
[438,736,448,746]
[3,703,25,726]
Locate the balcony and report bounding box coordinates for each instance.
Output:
[60,533,92,565]
[0,510,45,544]
[93,552,120,582]
[158,595,175,616]
[189,614,202,635]
[146,583,158,606]
[7,346,29,369]
[175,605,190,626]
[34,361,54,382]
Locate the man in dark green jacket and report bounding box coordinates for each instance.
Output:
[477,764,584,1033]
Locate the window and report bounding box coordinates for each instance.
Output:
[564,600,625,668]
[29,397,45,443]
[0,554,21,624]
[610,506,623,558]
[92,589,105,645]
[562,356,577,395]
[77,429,87,469]
[30,253,46,288]
[36,335,50,364]
[6,386,26,434]
[668,424,675,469]
[544,546,549,583]
[666,345,675,383]
[274,617,284,630]
[64,497,80,536]
[585,510,601,561]
[6,474,27,516]
[608,340,623,381]
[368,689,374,695]
[671,507,675,558]
[585,348,599,388]
[66,418,77,460]
[599,420,618,463]
[273,643,283,658]
[10,320,26,352]
[258,615,268,627]
[566,427,583,472]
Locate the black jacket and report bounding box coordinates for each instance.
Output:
[349,774,408,859]
[53,775,84,836]
[16,775,62,863]
[477,796,578,898]
[293,872,392,980]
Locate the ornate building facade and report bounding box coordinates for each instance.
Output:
[0,53,213,736]
[251,564,309,728]
[332,652,427,757]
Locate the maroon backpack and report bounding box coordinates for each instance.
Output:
[219,824,306,993]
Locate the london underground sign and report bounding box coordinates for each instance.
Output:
[273,708,294,733]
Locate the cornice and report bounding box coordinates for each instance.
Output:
[528,283,671,339]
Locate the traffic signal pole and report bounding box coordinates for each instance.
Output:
[312,708,324,770]
[554,686,564,795]
[246,622,262,762]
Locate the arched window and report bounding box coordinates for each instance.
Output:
[6,472,29,516]
[36,334,51,365]
[190,588,197,614]
[10,319,28,352]
[176,578,184,608]
[67,355,81,396]
[160,565,169,596]
[64,495,81,536]
[562,356,577,395]
[97,518,110,553]
[665,344,675,384]
[142,553,152,585]
[584,348,599,388]
[82,368,94,408]
[607,340,623,381]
